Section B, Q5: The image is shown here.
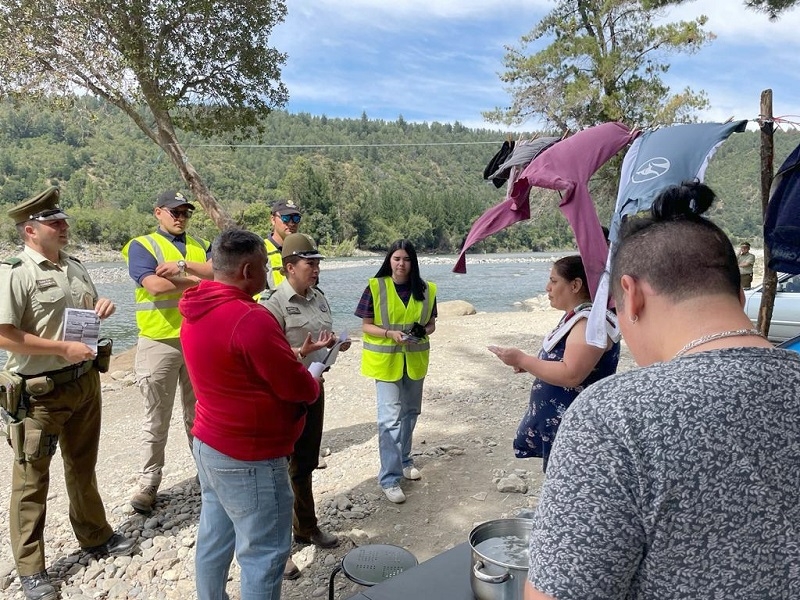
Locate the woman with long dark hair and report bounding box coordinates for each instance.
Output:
[355,240,437,504]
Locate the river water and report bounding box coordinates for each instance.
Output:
[2,252,567,362]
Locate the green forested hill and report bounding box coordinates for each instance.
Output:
[0,98,796,253]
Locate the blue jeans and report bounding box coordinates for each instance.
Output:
[375,373,424,488]
[193,439,293,600]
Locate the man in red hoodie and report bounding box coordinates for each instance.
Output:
[179,229,320,600]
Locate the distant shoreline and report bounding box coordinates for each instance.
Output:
[0,240,570,268]
[0,241,765,288]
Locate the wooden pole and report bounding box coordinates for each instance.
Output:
[757,89,777,338]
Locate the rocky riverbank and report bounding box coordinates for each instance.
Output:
[0,306,638,600]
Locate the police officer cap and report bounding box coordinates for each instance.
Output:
[155,190,195,210]
[7,186,70,224]
[271,199,301,215]
[281,233,325,260]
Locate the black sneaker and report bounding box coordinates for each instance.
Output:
[83,533,137,557]
[19,571,57,600]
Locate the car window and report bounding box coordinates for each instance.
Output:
[785,275,800,293]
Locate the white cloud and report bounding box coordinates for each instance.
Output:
[271,0,800,132]
[662,0,800,44]
[308,0,549,20]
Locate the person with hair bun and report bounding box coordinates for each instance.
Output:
[489,255,620,473]
[523,180,800,600]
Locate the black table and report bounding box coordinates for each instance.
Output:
[345,542,475,599]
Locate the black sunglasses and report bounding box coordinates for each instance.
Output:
[167,208,194,219]
[279,214,302,224]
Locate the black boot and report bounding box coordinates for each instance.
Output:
[83,533,137,557]
[19,571,57,600]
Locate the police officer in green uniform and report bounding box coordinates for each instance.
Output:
[262,234,349,580]
[0,187,135,600]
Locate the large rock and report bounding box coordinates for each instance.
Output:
[496,474,528,494]
[518,294,551,311]
[437,300,476,317]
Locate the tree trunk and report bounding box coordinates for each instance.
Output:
[155,125,238,231]
[757,89,777,338]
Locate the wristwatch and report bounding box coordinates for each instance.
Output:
[177,259,187,276]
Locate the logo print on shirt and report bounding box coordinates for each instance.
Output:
[632,157,671,183]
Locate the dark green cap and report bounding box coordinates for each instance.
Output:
[7,187,69,224]
[281,233,325,260]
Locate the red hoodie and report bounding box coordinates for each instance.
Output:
[179,280,319,461]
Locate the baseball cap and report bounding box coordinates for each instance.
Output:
[271,200,301,215]
[155,190,195,210]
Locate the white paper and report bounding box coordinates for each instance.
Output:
[62,308,101,352]
[322,330,350,367]
[308,362,327,378]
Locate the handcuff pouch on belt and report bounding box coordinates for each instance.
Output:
[94,338,113,373]
[1,370,28,462]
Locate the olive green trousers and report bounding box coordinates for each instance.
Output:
[9,368,113,575]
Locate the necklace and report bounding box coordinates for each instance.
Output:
[673,328,765,358]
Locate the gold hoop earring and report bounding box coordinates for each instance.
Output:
[628,314,638,324]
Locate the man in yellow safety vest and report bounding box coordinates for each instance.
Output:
[263,199,302,293]
[121,190,212,514]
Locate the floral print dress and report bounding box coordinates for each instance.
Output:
[513,318,620,468]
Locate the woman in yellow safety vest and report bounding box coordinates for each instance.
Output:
[355,239,437,504]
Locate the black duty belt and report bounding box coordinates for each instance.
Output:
[24,360,95,386]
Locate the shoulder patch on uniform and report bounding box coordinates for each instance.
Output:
[0,257,22,267]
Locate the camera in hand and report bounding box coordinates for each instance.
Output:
[403,322,427,341]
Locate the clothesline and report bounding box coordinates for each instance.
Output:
[185,141,505,149]
[761,115,800,130]
[183,120,800,150]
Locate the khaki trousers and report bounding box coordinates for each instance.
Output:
[135,337,196,488]
[10,368,113,575]
[290,384,325,538]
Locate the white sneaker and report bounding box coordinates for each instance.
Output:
[402,466,421,480]
[383,485,406,504]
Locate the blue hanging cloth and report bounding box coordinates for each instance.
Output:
[765,142,800,275]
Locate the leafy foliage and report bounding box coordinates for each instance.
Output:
[0,97,797,255]
[0,0,291,228]
[485,0,712,132]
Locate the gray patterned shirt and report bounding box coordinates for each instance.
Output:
[528,347,800,599]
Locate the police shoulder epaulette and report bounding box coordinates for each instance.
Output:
[0,257,22,267]
[66,255,82,263]
[314,285,326,296]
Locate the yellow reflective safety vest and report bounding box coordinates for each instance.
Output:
[361,277,437,381]
[265,235,285,291]
[122,232,210,340]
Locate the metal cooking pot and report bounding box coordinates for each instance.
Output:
[469,517,532,600]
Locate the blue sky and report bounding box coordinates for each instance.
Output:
[271,0,800,132]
